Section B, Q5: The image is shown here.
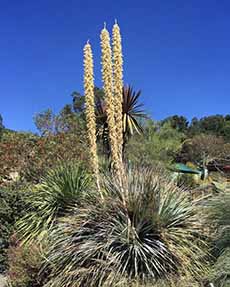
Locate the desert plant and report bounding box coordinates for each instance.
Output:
[17,162,93,244]
[44,168,207,287]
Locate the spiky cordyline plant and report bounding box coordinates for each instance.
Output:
[96,85,147,156]
[122,86,146,136]
[112,21,123,161]
[17,163,93,244]
[83,41,101,195]
[100,24,122,176]
[44,168,207,287]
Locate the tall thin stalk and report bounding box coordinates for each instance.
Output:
[83,41,102,197]
[100,25,121,175]
[112,20,124,161]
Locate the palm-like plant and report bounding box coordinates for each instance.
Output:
[44,168,207,287]
[122,86,146,137]
[96,85,147,156]
[17,162,93,244]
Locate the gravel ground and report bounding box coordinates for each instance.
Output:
[0,275,6,287]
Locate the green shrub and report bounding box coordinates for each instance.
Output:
[0,131,88,185]
[44,168,207,287]
[209,248,230,287]
[207,193,230,287]
[0,185,28,272]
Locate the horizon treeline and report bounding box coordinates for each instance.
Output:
[1,88,230,141]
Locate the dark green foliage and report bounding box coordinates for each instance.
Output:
[72,91,85,114]
[72,87,104,115]
[199,115,225,136]
[33,109,55,136]
[163,115,189,133]
[127,121,184,166]
[189,117,201,136]
[189,114,230,141]
[44,169,207,287]
[163,114,230,141]
[34,105,83,136]
[0,185,28,272]
[221,121,230,141]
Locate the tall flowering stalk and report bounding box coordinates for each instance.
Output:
[100,25,121,174]
[83,42,101,196]
[112,21,124,161]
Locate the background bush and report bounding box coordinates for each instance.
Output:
[207,193,230,287]
[7,235,48,287]
[0,185,28,272]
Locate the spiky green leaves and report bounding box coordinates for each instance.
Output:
[44,168,207,287]
[17,163,92,244]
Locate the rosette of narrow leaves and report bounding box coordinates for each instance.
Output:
[122,86,146,137]
[44,168,207,287]
[17,163,92,244]
[95,85,146,155]
[112,21,123,160]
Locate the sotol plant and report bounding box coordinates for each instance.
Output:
[44,168,207,287]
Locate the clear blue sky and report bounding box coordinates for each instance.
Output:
[1,0,230,132]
